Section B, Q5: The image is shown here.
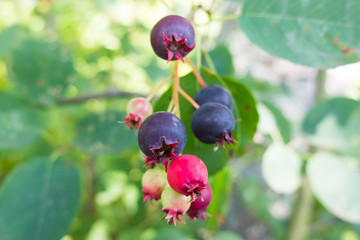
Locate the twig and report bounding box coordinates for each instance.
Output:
[178,87,200,109]
[185,56,207,88]
[146,74,173,102]
[172,61,181,117]
[57,90,148,106]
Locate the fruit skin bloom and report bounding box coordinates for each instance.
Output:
[150,15,195,62]
[191,102,235,148]
[194,85,233,110]
[137,111,187,169]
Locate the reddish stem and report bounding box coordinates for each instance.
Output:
[185,56,206,88]
[178,87,200,109]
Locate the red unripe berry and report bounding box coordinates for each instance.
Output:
[142,168,167,203]
[187,183,212,220]
[167,154,208,200]
[161,186,191,225]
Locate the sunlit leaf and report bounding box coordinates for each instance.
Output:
[303,98,360,158]
[240,0,360,68]
[262,101,292,143]
[0,157,81,240]
[302,98,358,134]
[307,152,360,223]
[262,143,302,194]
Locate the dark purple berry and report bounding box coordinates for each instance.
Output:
[150,15,195,62]
[138,111,187,169]
[191,102,235,148]
[194,85,233,109]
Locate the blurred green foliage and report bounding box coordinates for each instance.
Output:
[0,0,359,240]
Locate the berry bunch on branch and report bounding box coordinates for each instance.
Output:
[120,14,236,225]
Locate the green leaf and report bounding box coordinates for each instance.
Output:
[211,231,244,240]
[262,101,292,143]
[240,0,360,68]
[0,157,81,240]
[302,98,360,157]
[0,92,45,149]
[207,167,233,230]
[302,97,358,134]
[8,39,75,105]
[262,143,302,194]
[222,77,259,153]
[204,45,235,76]
[73,111,137,155]
[0,26,29,57]
[307,152,360,223]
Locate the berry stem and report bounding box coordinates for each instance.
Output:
[146,73,173,102]
[172,61,181,118]
[178,87,200,109]
[185,56,206,88]
[167,99,174,112]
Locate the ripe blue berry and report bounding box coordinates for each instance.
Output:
[138,111,187,169]
[150,15,195,62]
[191,102,235,148]
[194,85,233,109]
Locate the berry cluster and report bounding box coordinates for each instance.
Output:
[120,14,236,225]
[138,112,211,225]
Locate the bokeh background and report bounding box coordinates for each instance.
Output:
[0,0,360,240]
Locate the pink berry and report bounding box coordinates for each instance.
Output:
[127,97,153,118]
[167,154,208,200]
[142,168,167,203]
[121,98,153,130]
[187,183,212,220]
[161,186,191,225]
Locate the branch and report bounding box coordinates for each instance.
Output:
[57,89,148,106]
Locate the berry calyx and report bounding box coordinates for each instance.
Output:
[138,111,187,169]
[142,168,167,203]
[194,85,233,109]
[150,15,195,62]
[187,183,212,220]
[121,98,153,130]
[191,102,235,148]
[122,112,143,130]
[161,186,191,225]
[167,154,208,200]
